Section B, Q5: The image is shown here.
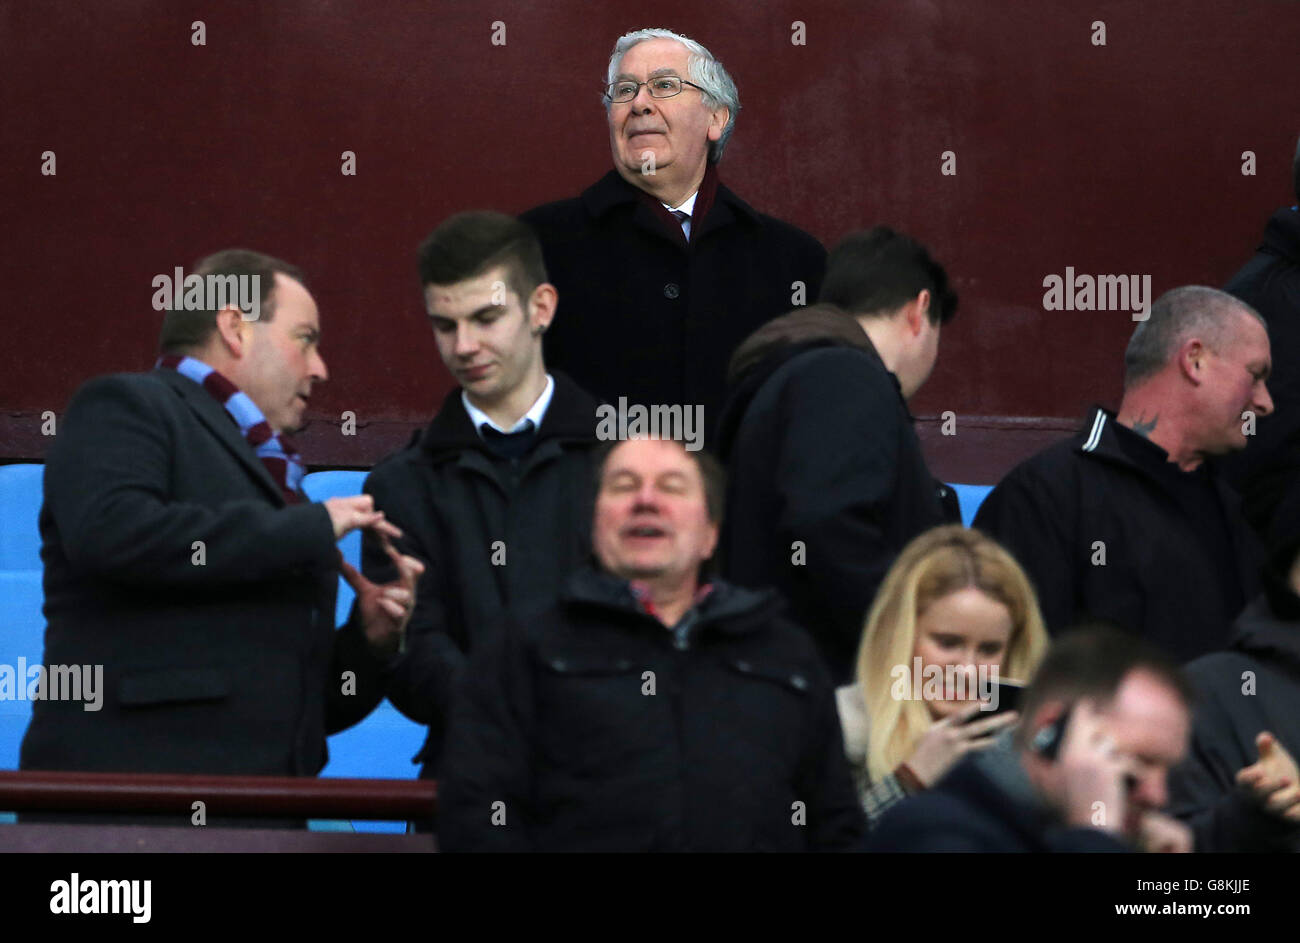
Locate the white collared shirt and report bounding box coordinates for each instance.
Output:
[463,374,555,437]
[662,189,699,241]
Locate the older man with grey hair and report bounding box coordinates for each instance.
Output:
[974,286,1273,663]
[520,28,826,438]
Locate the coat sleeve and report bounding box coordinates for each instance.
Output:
[437,617,536,851]
[972,463,1077,634]
[1167,680,1300,852]
[45,375,337,587]
[362,463,466,727]
[771,354,908,658]
[798,667,869,850]
[324,616,397,735]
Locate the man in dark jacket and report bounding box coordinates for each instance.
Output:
[717,228,961,684]
[975,286,1272,663]
[438,437,866,851]
[22,250,421,789]
[1167,527,1300,851]
[870,627,1194,853]
[519,28,825,433]
[1217,135,1300,535]
[363,212,602,778]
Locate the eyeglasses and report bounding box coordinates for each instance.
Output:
[604,75,705,104]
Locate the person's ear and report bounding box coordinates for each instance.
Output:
[1178,339,1206,383]
[213,306,252,358]
[904,290,931,338]
[528,282,558,337]
[707,106,730,142]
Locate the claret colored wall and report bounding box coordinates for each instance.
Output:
[2,1,1296,480]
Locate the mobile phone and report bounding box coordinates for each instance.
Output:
[961,679,1025,723]
[1031,706,1072,759]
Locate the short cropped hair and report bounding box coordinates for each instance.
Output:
[158,249,305,354]
[605,28,740,164]
[1013,625,1194,750]
[417,211,547,306]
[818,227,958,325]
[1122,285,1264,390]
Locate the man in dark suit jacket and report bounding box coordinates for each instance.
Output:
[21,250,422,786]
[520,28,826,435]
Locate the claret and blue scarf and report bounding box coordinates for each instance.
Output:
[157,354,306,504]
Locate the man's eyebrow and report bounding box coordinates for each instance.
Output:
[614,68,681,81]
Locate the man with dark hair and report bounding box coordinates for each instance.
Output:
[362,211,603,778]
[520,28,826,435]
[975,286,1271,663]
[1217,133,1300,536]
[716,227,961,684]
[869,626,1194,852]
[22,250,422,796]
[157,249,307,353]
[439,436,865,851]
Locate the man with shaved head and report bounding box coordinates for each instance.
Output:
[975,286,1272,662]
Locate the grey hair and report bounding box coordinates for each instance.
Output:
[603,28,741,163]
[1123,285,1266,390]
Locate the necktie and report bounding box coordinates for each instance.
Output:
[672,209,691,242]
[480,420,537,460]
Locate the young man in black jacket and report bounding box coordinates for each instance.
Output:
[717,227,961,684]
[438,437,866,851]
[361,212,603,778]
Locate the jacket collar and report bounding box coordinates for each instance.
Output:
[715,335,904,462]
[1075,405,1260,596]
[418,370,601,461]
[561,566,777,635]
[154,367,286,505]
[580,169,761,247]
[1235,590,1300,673]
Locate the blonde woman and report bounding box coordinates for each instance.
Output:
[837,525,1049,827]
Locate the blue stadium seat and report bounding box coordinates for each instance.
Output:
[0,571,46,771]
[301,470,368,625]
[949,483,994,527]
[0,464,44,571]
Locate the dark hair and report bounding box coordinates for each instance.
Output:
[593,438,726,527]
[158,249,306,354]
[417,211,547,305]
[1014,624,1194,749]
[818,226,957,325]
